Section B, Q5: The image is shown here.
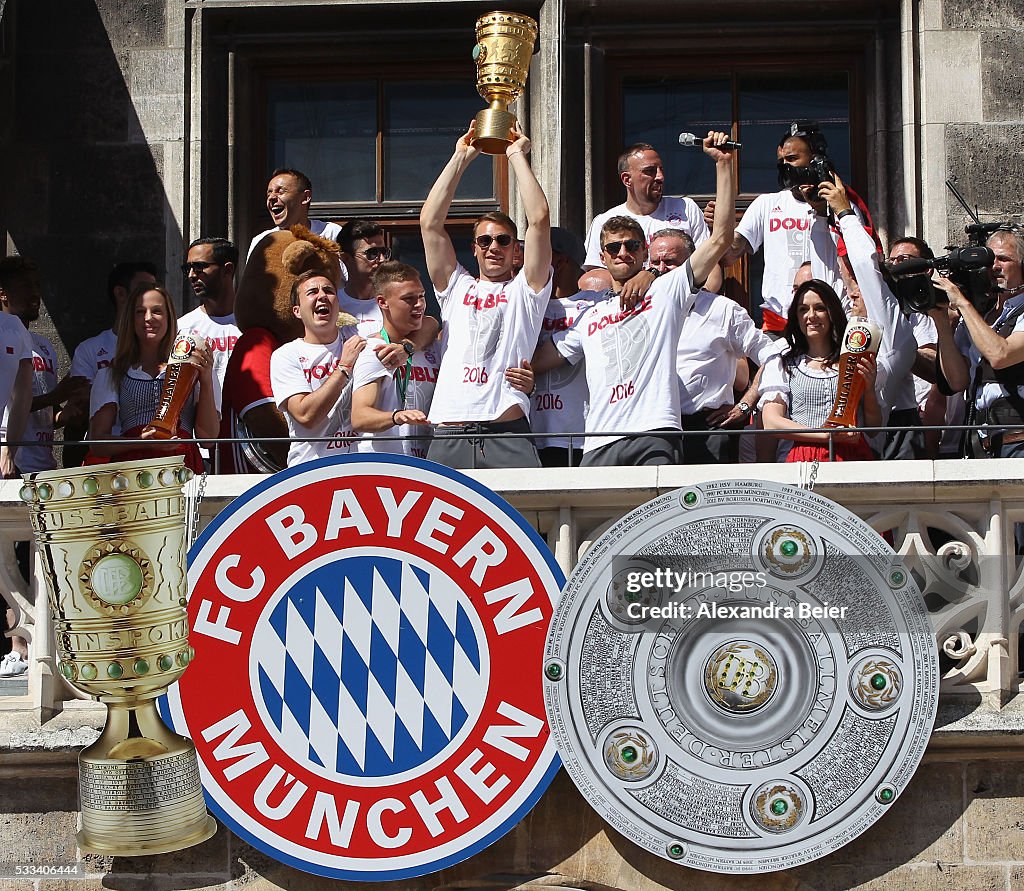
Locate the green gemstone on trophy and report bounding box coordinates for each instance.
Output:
[891,570,905,585]
[668,843,684,858]
[879,787,894,802]
[107,661,124,679]
[545,661,562,680]
[624,590,641,603]
[80,662,98,680]
[137,470,154,488]
[158,654,174,672]
[683,491,698,506]
[60,661,75,679]
[620,745,638,764]
[134,658,150,676]
[178,648,191,667]
[82,476,99,495]
[871,673,887,690]
[176,467,192,484]
[771,798,788,815]
[90,554,145,605]
[780,539,799,557]
[37,483,53,501]
[19,485,34,503]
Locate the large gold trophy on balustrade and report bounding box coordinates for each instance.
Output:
[20,457,216,854]
[471,10,538,154]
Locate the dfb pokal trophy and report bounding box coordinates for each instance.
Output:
[20,457,216,855]
[471,10,538,154]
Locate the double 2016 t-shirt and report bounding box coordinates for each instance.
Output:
[554,262,698,453]
[429,264,551,425]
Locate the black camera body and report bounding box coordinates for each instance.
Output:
[890,245,995,315]
[777,156,836,193]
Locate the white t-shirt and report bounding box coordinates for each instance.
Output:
[584,197,709,269]
[429,264,551,425]
[351,336,405,456]
[71,328,117,381]
[6,332,58,472]
[247,219,343,260]
[270,332,356,466]
[337,288,384,339]
[737,190,854,319]
[177,307,240,412]
[404,345,441,460]
[0,313,33,437]
[533,293,601,450]
[554,262,698,453]
[677,291,776,414]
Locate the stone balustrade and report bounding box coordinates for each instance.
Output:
[2,460,1023,721]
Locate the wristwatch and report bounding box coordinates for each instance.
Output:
[401,340,416,357]
[738,401,752,415]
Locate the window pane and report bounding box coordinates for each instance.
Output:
[384,82,493,202]
[390,227,476,312]
[267,81,377,202]
[738,73,850,194]
[621,78,732,195]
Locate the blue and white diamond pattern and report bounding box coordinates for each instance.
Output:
[252,553,487,780]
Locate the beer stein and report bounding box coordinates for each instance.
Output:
[145,333,202,439]
[825,317,883,427]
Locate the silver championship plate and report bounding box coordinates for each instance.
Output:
[543,479,938,873]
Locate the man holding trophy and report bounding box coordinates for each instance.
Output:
[414,11,551,470]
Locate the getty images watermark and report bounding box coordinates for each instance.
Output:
[621,566,849,621]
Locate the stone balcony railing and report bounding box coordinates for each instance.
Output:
[3,460,1024,735]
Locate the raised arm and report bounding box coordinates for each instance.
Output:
[419,121,480,291]
[689,133,737,287]
[506,124,552,293]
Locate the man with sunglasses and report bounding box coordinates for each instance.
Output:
[178,237,241,410]
[337,218,442,367]
[418,120,552,469]
[532,133,737,466]
[583,143,718,295]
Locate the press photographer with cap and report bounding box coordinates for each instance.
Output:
[932,225,1024,457]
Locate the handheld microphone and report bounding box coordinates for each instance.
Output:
[678,132,742,150]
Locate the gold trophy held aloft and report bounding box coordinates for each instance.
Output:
[825,317,882,427]
[471,11,538,154]
[21,457,216,855]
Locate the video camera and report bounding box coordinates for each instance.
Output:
[888,244,995,315]
[777,120,836,195]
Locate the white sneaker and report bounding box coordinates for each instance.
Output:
[0,652,28,677]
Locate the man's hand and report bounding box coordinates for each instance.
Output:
[374,341,408,371]
[0,447,14,479]
[619,268,657,311]
[504,359,535,394]
[506,122,531,158]
[340,334,367,369]
[393,409,430,427]
[816,174,853,216]
[456,120,482,164]
[703,199,716,231]
[933,274,969,313]
[707,404,750,429]
[702,131,737,164]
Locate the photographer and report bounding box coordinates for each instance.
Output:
[933,226,1024,457]
[818,177,937,458]
[711,122,873,335]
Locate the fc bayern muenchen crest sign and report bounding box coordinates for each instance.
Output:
[161,455,564,880]
[544,479,937,873]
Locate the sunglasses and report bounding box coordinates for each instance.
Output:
[474,233,514,249]
[603,239,644,255]
[181,261,217,274]
[356,246,392,262]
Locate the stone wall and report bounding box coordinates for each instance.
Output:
[3,707,1024,890]
[0,0,183,365]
